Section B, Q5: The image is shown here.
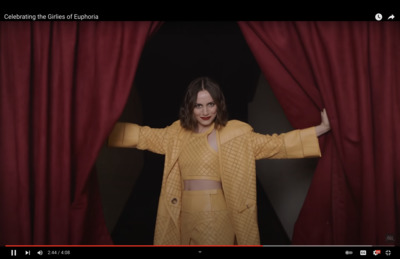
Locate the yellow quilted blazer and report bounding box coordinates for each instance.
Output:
[108,120,321,245]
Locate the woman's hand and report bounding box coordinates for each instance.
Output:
[315,109,331,137]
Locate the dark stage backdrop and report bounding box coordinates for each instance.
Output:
[0,21,161,244]
[239,21,400,245]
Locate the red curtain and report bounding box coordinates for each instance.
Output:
[239,21,400,245]
[0,21,161,244]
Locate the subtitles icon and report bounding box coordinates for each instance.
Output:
[360,250,367,256]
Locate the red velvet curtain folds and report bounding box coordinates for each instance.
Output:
[239,21,400,245]
[0,21,162,244]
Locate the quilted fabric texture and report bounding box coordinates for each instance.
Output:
[179,126,220,181]
[180,189,235,245]
[108,120,321,245]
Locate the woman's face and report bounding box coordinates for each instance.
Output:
[193,90,217,132]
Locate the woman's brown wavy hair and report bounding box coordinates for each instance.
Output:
[179,77,228,131]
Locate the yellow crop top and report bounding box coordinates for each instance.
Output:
[179,125,220,181]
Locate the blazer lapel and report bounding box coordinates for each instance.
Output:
[164,127,191,179]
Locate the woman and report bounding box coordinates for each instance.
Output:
[108,77,331,245]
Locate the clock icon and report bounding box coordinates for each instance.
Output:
[375,13,383,21]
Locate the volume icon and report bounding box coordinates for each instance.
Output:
[38,250,43,255]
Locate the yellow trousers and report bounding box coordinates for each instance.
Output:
[180,189,235,245]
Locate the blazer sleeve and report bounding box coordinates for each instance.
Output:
[108,122,170,155]
[252,127,321,160]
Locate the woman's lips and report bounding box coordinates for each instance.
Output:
[201,116,211,120]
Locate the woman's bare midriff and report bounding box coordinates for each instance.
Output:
[184,179,222,191]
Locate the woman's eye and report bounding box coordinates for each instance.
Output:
[195,104,202,109]
[208,103,215,107]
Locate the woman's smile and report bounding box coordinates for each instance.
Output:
[193,90,217,132]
